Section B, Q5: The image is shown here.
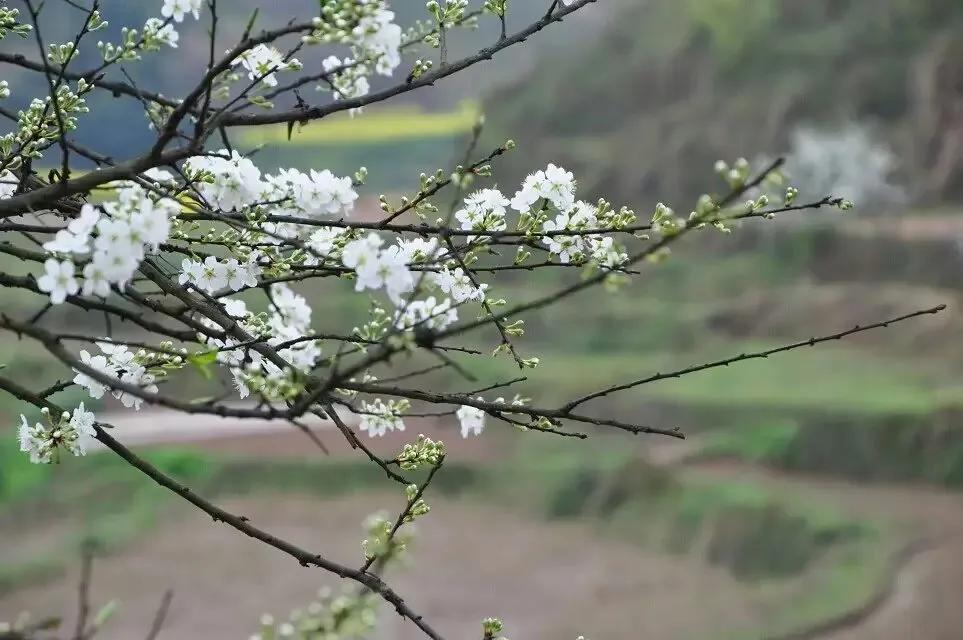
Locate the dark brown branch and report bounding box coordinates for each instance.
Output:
[0,375,446,640]
[144,590,174,640]
[212,0,597,128]
[563,304,949,411]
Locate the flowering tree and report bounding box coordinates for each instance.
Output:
[0,0,946,638]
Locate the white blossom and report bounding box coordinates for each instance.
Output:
[17,414,45,463]
[17,403,98,464]
[270,283,312,331]
[0,170,19,198]
[42,228,89,254]
[541,212,585,263]
[82,261,111,297]
[396,237,440,263]
[72,349,115,400]
[232,44,301,87]
[456,188,509,233]
[358,399,405,437]
[193,256,229,293]
[456,402,485,438]
[322,56,370,101]
[178,258,203,286]
[296,169,358,217]
[144,17,179,48]
[185,150,264,212]
[131,197,175,251]
[37,258,79,304]
[432,266,486,303]
[303,226,342,265]
[67,402,98,455]
[160,0,202,22]
[343,233,383,286]
[511,164,576,213]
[395,296,457,332]
[115,366,157,410]
[221,297,248,319]
[354,9,402,76]
[222,258,249,292]
[587,236,627,268]
[376,245,414,305]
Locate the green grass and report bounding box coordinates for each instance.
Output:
[701,419,801,462]
[0,438,52,504]
[638,342,956,416]
[700,412,963,487]
[458,340,957,418]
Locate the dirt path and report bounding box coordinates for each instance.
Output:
[0,494,759,640]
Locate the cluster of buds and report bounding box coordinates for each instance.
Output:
[396,434,446,470]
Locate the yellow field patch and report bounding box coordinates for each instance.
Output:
[236,101,480,147]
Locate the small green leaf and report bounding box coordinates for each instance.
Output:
[187,351,218,380]
[93,600,119,628]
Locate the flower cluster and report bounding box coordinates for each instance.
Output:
[232,44,303,88]
[342,233,414,304]
[143,18,179,49]
[322,55,370,102]
[72,341,162,410]
[394,296,458,332]
[432,266,487,303]
[24,141,639,438]
[266,167,359,220]
[195,284,322,401]
[353,7,402,76]
[455,188,510,235]
[304,2,403,110]
[178,255,261,294]
[98,14,180,63]
[184,150,265,212]
[251,584,380,640]
[18,404,96,463]
[185,152,358,219]
[39,189,178,302]
[508,164,632,267]
[357,398,408,437]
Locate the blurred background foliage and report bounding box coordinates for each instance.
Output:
[486,0,963,206]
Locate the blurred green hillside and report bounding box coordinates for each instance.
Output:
[474,0,963,484]
[487,0,963,206]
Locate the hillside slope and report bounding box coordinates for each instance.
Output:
[487,0,963,207]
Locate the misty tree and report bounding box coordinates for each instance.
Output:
[0,0,945,638]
